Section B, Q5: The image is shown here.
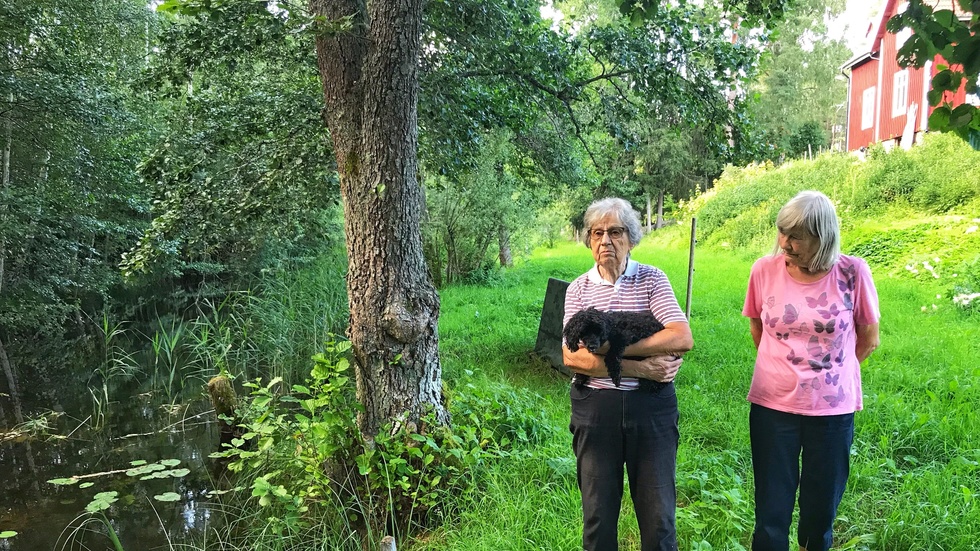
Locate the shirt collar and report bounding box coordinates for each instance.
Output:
[587,258,637,286]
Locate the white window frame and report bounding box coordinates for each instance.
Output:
[862,87,876,130]
[893,70,910,118]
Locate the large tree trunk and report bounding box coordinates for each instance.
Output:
[311,0,447,440]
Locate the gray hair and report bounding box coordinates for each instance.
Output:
[582,197,643,248]
[772,190,840,272]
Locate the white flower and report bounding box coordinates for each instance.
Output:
[937,294,943,299]
[953,293,980,306]
[933,257,940,263]
[953,273,958,277]
[967,225,978,234]
[921,306,928,311]
[932,304,938,310]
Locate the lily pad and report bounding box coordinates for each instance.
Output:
[129,460,148,466]
[153,492,181,502]
[79,482,95,489]
[0,531,18,539]
[126,463,166,477]
[85,491,119,513]
[159,459,181,467]
[47,477,78,486]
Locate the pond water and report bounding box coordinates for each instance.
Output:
[0,379,229,550]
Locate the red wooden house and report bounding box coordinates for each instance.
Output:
[842,0,973,151]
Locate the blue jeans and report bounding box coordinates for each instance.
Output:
[570,383,679,551]
[750,404,854,551]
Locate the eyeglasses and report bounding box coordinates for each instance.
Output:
[589,227,626,241]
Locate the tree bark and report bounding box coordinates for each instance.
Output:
[311,0,448,440]
[656,189,664,230]
[0,92,12,296]
[645,192,652,232]
[498,224,512,267]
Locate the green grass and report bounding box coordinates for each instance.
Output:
[418,237,980,551]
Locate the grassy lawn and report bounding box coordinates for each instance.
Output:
[420,235,980,551]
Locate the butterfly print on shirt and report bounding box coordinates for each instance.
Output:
[789,321,810,337]
[786,350,805,365]
[782,304,799,324]
[834,349,844,365]
[800,376,822,393]
[765,296,776,309]
[809,354,832,372]
[807,336,823,357]
[843,293,853,310]
[813,319,836,334]
[764,312,778,328]
[824,372,839,386]
[817,304,840,319]
[823,385,845,407]
[806,292,828,308]
[776,331,789,340]
[823,333,843,350]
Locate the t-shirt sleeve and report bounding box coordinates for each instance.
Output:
[648,270,687,325]
[852,258,881,325]
[742,259,763,318]
[563,278,585,329]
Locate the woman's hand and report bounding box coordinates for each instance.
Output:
[622,354,683,383]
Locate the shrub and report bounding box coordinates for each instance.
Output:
[213,341,553,549]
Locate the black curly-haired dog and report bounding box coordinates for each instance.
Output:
[563,307,665,386]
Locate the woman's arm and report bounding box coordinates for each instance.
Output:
[622,321,693,357]
[855,322,880,363]
[562,345,610,377]
[749,318,763,349]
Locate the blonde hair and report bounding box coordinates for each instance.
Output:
[772,190,840,272]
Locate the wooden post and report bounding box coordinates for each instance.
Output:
[685,217,697,319]
[380,536,397,551]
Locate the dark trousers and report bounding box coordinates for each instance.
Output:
[750,404,854,551]
[570,383,679,551]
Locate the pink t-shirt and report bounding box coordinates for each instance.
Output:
[742,254,880,416]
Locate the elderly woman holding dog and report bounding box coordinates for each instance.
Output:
[562,197,693,551]
[743,191,880,551]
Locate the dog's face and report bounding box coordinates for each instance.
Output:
[564,308,610,353]
[579,319,608,352]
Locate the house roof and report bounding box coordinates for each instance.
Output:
[843,0,964,70]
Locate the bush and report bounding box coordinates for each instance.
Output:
[212,342,553,549]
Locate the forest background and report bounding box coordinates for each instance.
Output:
[1,0,979,550]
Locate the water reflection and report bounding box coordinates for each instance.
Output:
[0,387,226,551]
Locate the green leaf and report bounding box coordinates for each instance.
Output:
[85,491,119,513]
[129,460,148,466]
[159,459,181,467]
[79,482,95,489]
[153,492,182,502]
[47,478,79,486]
[932,69,955,91]
[949,104,975,128]
[929,106,952,130]
[0,531,17,539]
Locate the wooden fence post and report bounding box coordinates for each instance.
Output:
[685,217,697,319]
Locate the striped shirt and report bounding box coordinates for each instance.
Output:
[563,259,688,390]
